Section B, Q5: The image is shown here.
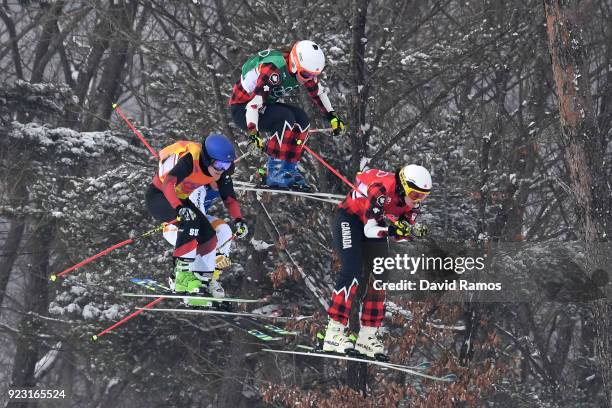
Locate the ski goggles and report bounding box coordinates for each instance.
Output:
[298,69,317,79]
[296,69,320,83]
[211,159,232,171]
[399,172,430,202]
[406,190,429,202]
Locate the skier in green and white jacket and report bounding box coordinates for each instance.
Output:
[229,40,345,189]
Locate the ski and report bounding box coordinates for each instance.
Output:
[137,306,311,324]
[294,345,433,371]
[129,278,294,342]
[121,292,266,303]
[386,302,466,332]
[263,324,298,336]
[131,277,171,291]
[234,186,341,204]
[233,181,344,200]
[261,349,457,382]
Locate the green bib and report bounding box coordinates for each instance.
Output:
[241,49,300,103]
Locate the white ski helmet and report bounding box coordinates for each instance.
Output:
[397,165,432,201]
[289,40,325,82]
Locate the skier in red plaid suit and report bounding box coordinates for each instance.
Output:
[323,165,432,360]
[229,40,345,189]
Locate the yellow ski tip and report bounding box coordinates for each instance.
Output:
[112,103,118,109]
[91,335,98,342]
[49,274,57,282]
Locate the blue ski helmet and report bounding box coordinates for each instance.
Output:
[203,133,236,162]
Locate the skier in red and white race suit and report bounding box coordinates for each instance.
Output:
[229,40,345,188]
[323,165,432,360]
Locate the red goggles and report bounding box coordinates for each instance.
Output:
[407,190,429,202]
[296,69,321,83]
[212,160,232,171]
[299,70,317,79]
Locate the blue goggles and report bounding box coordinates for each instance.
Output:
[211,160,232,171]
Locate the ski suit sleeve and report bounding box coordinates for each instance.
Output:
[400,206,420,225]
[218,173,242,220]
[245,63,282,131]
[160,154,194,209]
[303,77,334,114]
[363,183,390,238]
[364,183,388,222]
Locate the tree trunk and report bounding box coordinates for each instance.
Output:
[0,6,24,80]
[6,222,53,408]
[544,1,612,405]
[65,11,111,128]
[348,0,369,174]
[0,141,31,309]
[85,1,136,131]
[216,210,266,407]
[0,218,25,307]
[30,1,65,84]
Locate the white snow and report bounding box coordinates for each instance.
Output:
[102,304,122,321]
[48,304,64,315]
[82,304,101,320]
[34,342,62,380]
[66,303,82,314]
[70,286,87,296]
[359,157,371,171]
[251,304,283,316]
[250,238,274,251]
[328,46,343,56]
[105,378,121,393]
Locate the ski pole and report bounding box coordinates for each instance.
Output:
[233,150,252,163]
[218,234,235,251]
[301,145,365,197]
[308,127,333,134]
[112,103,159,159]
[91,297,166,341]
[50,221,175,281]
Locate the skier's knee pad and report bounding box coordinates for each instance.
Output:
[213,222,232,252]
[193,251,216,273]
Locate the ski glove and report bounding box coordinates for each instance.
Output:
[328,111,345,136]
[215,254,232,269]
[412,223,428,238]
[177,205,197,222]
[234,218,249,239]
[247,129,264,151]
[388,220,414,239]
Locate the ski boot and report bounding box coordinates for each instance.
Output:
[206,254,232,299]
[354,326,388,361]
[172,258,201,293]
[322,319,355,354]
[265,157,295,188]
[170,259,213,307]
[206,268,225,299]
[283,161,309,190]
[208,278,225,298]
